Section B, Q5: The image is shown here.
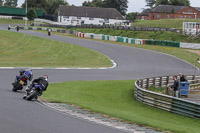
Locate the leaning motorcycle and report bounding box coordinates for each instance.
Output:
[12,70,32,92]
[25,84,42,101]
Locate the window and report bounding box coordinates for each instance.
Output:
[77,17,81,19]
[157,14,160,18]
[180,16,183,19]
[189,9,192,13]
[63,16,69,19]
[89,18,94,20]
[166,15,169,18]
[188,16,192,19]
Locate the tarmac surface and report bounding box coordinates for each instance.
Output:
[0,25,199,133]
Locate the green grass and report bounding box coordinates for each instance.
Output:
[0,30,112,68]
[70,28,200,43]
[42,80,200,133]
[0,18,25,24]
[34,27,200,68]
[55,31,200,69]
[133,19,200,29]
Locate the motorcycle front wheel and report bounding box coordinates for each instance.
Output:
[26,90,38,101]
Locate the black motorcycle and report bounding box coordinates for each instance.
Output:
[25,84,43,101]
[12,76,28,92]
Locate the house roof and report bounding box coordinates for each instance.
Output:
[194,7,200,12]
[151,5,188,13]
[58,5,124,20]
[138,9,151,16]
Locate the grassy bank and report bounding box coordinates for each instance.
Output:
[35,29,200,68]
[42,80,200,133]
[70,28,200,43]
[133,19,200,29]
[0,30,112,68]
[0,19,25,24]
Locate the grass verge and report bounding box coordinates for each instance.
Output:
[133,19,200,29]
[0,18,25,24]
[70,28,200,43]
[45,31,200,68]
[0,30,112,68]
[42,80,200,133]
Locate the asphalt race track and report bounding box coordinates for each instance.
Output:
[0,25,199,133]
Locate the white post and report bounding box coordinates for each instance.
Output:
[25,0,27,27]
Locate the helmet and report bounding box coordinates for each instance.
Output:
[24,69,33,81]
[43,75,48,81]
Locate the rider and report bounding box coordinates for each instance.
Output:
[12,69,33,86]
[24,75,49,98]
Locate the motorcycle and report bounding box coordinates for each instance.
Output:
[12,70,32,92]
[25,84,43,101]
[12,76,28,92]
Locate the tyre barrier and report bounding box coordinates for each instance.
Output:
[75,32,182,47]
[135,75,200,119]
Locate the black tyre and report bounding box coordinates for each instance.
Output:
[26,90,38,101]
[12,82,22,92]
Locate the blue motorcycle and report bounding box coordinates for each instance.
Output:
[25,84,43,101]
[12,70,33,92]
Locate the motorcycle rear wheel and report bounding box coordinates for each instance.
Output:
[12,82,22,92]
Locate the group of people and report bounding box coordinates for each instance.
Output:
[13,69,49,99]
[167,73,188,97]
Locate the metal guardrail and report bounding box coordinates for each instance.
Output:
[135,75,200,119]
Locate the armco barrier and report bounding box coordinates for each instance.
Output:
[180,42,200,49]
[135,75,200,119]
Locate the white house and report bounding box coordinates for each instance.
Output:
[58,5,130,26]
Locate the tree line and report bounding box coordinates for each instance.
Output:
[0,0,191,21]
[145,0,190,8]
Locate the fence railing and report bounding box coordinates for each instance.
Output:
[135,75,200,119]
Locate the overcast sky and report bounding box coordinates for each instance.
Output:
[17,0,200,13]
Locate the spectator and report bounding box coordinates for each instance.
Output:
[8,25,11,30]
[16,25,19,32]
[171,76,179,97]
[179,73,187,82]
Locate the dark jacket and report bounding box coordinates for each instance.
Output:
[32,77,48,91]
[180,76,187,82]
[171,79,179,91]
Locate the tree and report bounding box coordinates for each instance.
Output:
[170,0,190,6]
[4,0,18,7]
[156,0,169,6]
[47,0,68,15]
[145,0,156,8]
[27,8,37,24]
[22,0,48,11]
[0,0,3,6]
[126,12,138,21]
[82,0,106,7]
[104,0,128,16]
[155,0,190,6]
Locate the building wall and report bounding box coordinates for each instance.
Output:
[58,16,128,26]
[137,15,149,20]
[138,6,200,20]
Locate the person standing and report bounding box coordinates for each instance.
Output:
[179,73,187,82]
[171,76,179,97]
[16,25,19,32]
[48,29,51,36]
